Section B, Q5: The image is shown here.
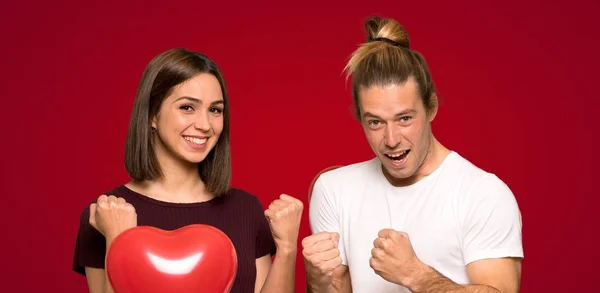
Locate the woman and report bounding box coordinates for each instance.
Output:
[73,48,303,293]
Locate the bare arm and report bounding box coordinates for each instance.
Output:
[306,265,351,293]
[258,194,304,293]
[84,267,114,293]
[84,238,117,293]
[255,249,297,293]
[405,258,522,293]
[83,195,137,293]
[328,265,352,293]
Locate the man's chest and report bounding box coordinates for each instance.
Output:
[342,190,466,291]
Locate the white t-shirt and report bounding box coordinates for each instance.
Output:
[309,151,523,292]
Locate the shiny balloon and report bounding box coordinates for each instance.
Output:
[106,224,238,293]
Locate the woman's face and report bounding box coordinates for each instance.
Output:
[151,73,225,165]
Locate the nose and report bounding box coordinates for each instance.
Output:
[383,124,400,148]
[194,111,211,132]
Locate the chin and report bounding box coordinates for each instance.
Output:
[187,155,209,164]
[381,159,415,179]
[176,151,209,165]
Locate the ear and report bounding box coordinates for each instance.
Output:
[427,94,439,122]
[151,112,159,129]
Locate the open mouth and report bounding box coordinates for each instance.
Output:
[183,136,207,145]
[385,150,410,164]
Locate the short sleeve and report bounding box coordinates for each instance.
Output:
[72,205,107,275]
[461,174,524,265]
[254,197,277,258]
[308,175,348,265]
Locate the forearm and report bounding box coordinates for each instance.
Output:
[260,248,297,293]
[406,265,500,293]
[306,280,343,293]
[305,269,350,293]
[103,237,116,293]
[306,284,345,293]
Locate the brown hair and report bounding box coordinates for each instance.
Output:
[344,16,437,119]
[124,48,231,196]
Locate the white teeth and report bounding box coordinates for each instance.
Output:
[387,150,407,158]
[184,137,207,145]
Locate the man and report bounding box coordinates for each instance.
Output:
[302,16,523,293]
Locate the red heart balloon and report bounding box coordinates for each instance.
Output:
[106,224,238,293]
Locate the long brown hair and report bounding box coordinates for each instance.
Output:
[344,17,437,119]
[124,48,231,196]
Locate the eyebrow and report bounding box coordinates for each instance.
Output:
[362,109,417,119]
[175,96,201,103]
[174,96,224,106]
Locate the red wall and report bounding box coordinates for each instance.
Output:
[0,0,597,292]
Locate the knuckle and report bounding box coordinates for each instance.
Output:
[301,238,309,247]
[333,248,340,256]
[302,235,316,247]
[330,240,337,248]
[312,257,323,267]
[304,250,317,260]
[317,265,328,275]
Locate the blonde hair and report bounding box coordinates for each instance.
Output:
[344,17,437,119]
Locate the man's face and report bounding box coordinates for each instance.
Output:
[359,79,436,185]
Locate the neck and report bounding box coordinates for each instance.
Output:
[416,137,450,178]
[127,143,213,204]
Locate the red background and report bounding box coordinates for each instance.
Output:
[1,0,598,292]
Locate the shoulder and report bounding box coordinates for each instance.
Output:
[448,153,517,205]
[315,157,381,188]
[444,152,491,181]
[309,158,381,210]
[224,187,263,204]
[221,187,267,215]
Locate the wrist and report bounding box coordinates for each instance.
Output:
[276,245,297,257]
[105,235,117,247]
[275,241,298,255]
[306,275,331,293]
[305,265,333,292]
[402,259,430,291]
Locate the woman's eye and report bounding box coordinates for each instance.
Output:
[180,105,194,111]
[210,107,223,114]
